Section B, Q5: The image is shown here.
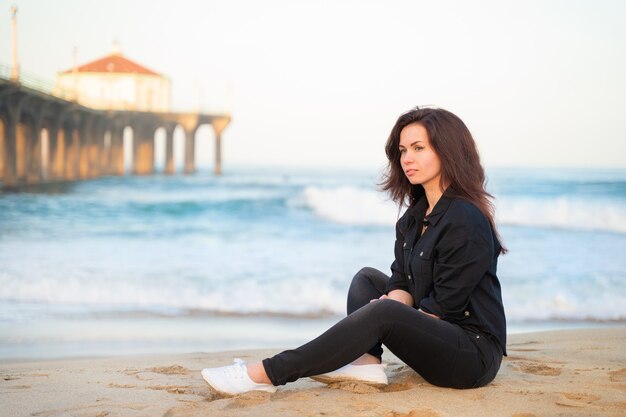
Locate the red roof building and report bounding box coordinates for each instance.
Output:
[54,44,170,112]
[60,52,161,76]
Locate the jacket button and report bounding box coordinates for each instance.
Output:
[464,311,470,317]
[419,251,424,256]
[403,242,407,248]
[408,274,412,280]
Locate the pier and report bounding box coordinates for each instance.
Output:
[1,7,230,189]
[0,74,230,189]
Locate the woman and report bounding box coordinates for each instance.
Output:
[201,106,507,394]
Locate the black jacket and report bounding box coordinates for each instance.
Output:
[385,186,507,355]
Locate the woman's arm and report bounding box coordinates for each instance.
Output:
[387,289,414,305]
[370,290,440,319]
[419,223,494,320]
[371,289,414,306]
[385,216,412,294]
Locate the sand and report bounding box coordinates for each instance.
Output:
[1,327,625,417]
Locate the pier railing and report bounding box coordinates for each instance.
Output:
[0,62,75,99]
[0,62,229,114]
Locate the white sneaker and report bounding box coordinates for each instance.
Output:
[201,358,277,396]
[310,363,388,386]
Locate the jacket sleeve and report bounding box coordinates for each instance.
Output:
[385,219,409,294]
[419,221,494,320]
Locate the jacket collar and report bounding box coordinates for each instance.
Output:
[412,186,457,227]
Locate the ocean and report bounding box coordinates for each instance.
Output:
[1,166,625,359]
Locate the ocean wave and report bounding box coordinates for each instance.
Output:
[0,275,348,320]
[299,186,626,234]
[504,291,626,322]
[2,273,625,323]
[299,186,400,226]
[497,196,626,233]
[2,169,625,327]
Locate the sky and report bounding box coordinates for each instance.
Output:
[1,0,625,170]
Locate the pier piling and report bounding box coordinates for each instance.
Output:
[0,78,230,189]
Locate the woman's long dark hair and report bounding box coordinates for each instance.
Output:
[380,106,507,254]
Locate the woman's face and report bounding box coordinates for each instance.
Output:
[399,123,442,188]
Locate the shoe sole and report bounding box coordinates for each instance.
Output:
[201,369,277,396]
[310,374,388,387]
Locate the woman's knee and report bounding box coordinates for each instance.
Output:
[347,267,389,315]
[352,266,376,282]
[350,267,386,290]
[344,298,396,327]
[370,298,407,313]
[355,298,408,324]
[343,299,413,343]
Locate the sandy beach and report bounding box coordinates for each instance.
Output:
[1,327,624,417]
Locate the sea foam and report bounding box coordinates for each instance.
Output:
[300,186,626,234]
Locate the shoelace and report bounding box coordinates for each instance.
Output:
[224,358,247,381]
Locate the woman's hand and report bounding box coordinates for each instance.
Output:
[370,289,414,306]
[369,291,439,319]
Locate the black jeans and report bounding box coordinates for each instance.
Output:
[263,267,502,389]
